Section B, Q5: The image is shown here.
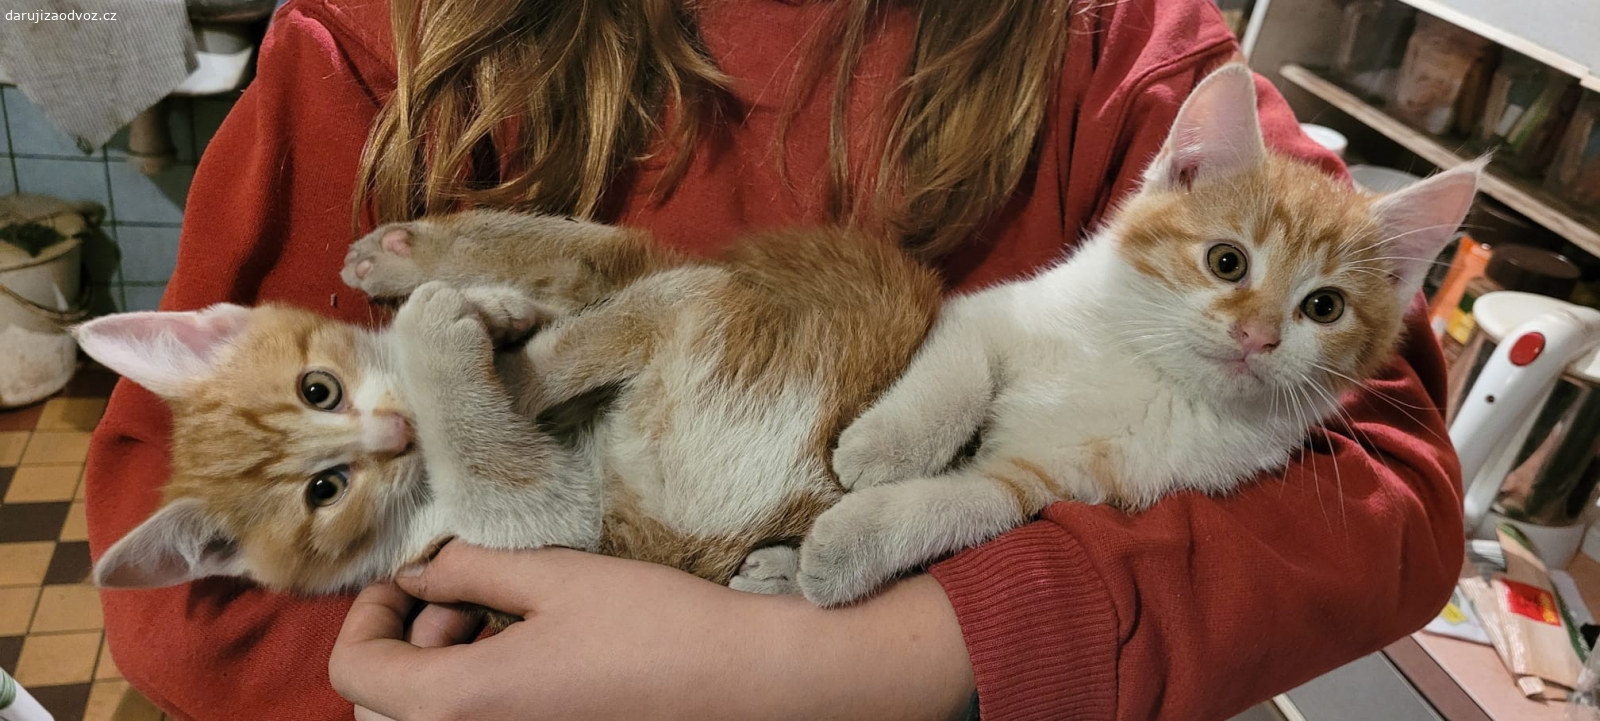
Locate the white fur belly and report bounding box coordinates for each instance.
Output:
[602,348,827,539]
[989,362,1300,501]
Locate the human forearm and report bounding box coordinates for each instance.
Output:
[332,547,976,721]
[764,575,975,721]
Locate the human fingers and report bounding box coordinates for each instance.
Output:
[330,582,476,718]
[394,543,574,614]
[406,602,481,648]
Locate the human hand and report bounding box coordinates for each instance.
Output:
[330,544,975,721]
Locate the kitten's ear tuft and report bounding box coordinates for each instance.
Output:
[71,303,254,398]
[93,498,244,589]
[1145,63,1267,191]
[1371,159,1484,300]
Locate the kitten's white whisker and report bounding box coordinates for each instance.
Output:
[1302,373,1352,534]
[1312,363,1443,413]
[1350,256,1455,270]
[1342,268,1397,282]
[1311,363,1450,445]
[1358,223,1472,253]
[1127,339,1189,364]
[1283,382,1332,532]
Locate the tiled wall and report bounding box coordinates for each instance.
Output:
[0,88,237,311]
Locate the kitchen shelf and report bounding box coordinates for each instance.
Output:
[1394,0,1600,93]
[1279,63,1600,259]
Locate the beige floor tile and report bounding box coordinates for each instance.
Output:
[76,466,89,501]
[115,685,166,721]
[85,680,131,721]
[30,583,105,633]
[37,397,108,432]
[84,684,165,721]
[0,585,41,635]
[86,679,164,721]
[3,464,82,503]
[96,636,121,680]
[13,629,101,686]
[20,431,93,465]
[61,500,89,541]
[0,431,28,465]
[0,541,55,585]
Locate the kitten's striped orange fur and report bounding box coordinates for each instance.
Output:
[81,213,941,598]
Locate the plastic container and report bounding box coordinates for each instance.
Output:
[1438,245,1583,364]
[1349,164,1420,194]
[1300,123,1348,157]
[0,195,97,408]
[1474,52,1580,175]
[0,667,53,721]
[1390,14,1498,135]
[1546,91,1600,211]
[1429,236,1493,336]
[1332,0,1417,101]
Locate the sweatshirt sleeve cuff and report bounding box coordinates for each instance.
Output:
[929,521,1120,720]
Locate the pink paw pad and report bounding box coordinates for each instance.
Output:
[381,228,413,257]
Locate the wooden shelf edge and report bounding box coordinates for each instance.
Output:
[1280,63,1600,258]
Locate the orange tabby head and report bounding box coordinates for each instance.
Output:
[1108,64,1478,398]
[75,304,427,593]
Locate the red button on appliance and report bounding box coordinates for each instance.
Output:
[1509,332,1545,366]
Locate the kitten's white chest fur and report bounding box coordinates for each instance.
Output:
[954,236,1309,507]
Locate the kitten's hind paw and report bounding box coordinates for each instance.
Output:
[798,491,905,607]
[343,225,427,298]
[458,285,558,346]
[729,545,800,595]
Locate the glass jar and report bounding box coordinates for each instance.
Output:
[1474,52,1580,175]
[1390,14,1499,135]
[1333,0,1417,101]
[1546,91,1600,211]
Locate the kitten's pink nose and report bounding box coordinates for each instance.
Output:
[1230,320,1281,358]
[364,411,413,455]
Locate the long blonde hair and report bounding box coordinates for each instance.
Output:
[356,0,1073,258]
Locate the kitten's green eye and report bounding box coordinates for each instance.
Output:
[299,370,343,411]
[1302,289,1345,324]
[1206,243,1247,282]
[306,466,349,508]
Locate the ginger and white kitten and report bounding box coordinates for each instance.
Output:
[78,219,940,597]
[796,65,1481,606]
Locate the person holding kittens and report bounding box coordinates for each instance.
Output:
[83,0,1466,719]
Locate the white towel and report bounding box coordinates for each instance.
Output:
[0,0,196,153]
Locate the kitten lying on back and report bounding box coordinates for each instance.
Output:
[77,218,940,596]
[796,65,1482,605]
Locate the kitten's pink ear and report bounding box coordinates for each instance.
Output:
[1371,160,1484,301]
[93,499,244,589]
[1145,64,1267,191]
[71,304,253,398]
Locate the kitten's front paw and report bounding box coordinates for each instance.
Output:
[458,285,557,346]
[343,224,427,298]
[833,417,920,491]
[798,491,903,607]
[729,545,800,595]
[394,282,492,373]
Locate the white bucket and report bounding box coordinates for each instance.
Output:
[0,195,93,408]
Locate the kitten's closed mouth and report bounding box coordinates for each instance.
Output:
[1198,351,1259,378]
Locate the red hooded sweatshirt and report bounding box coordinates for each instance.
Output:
[84,0,1465,718]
